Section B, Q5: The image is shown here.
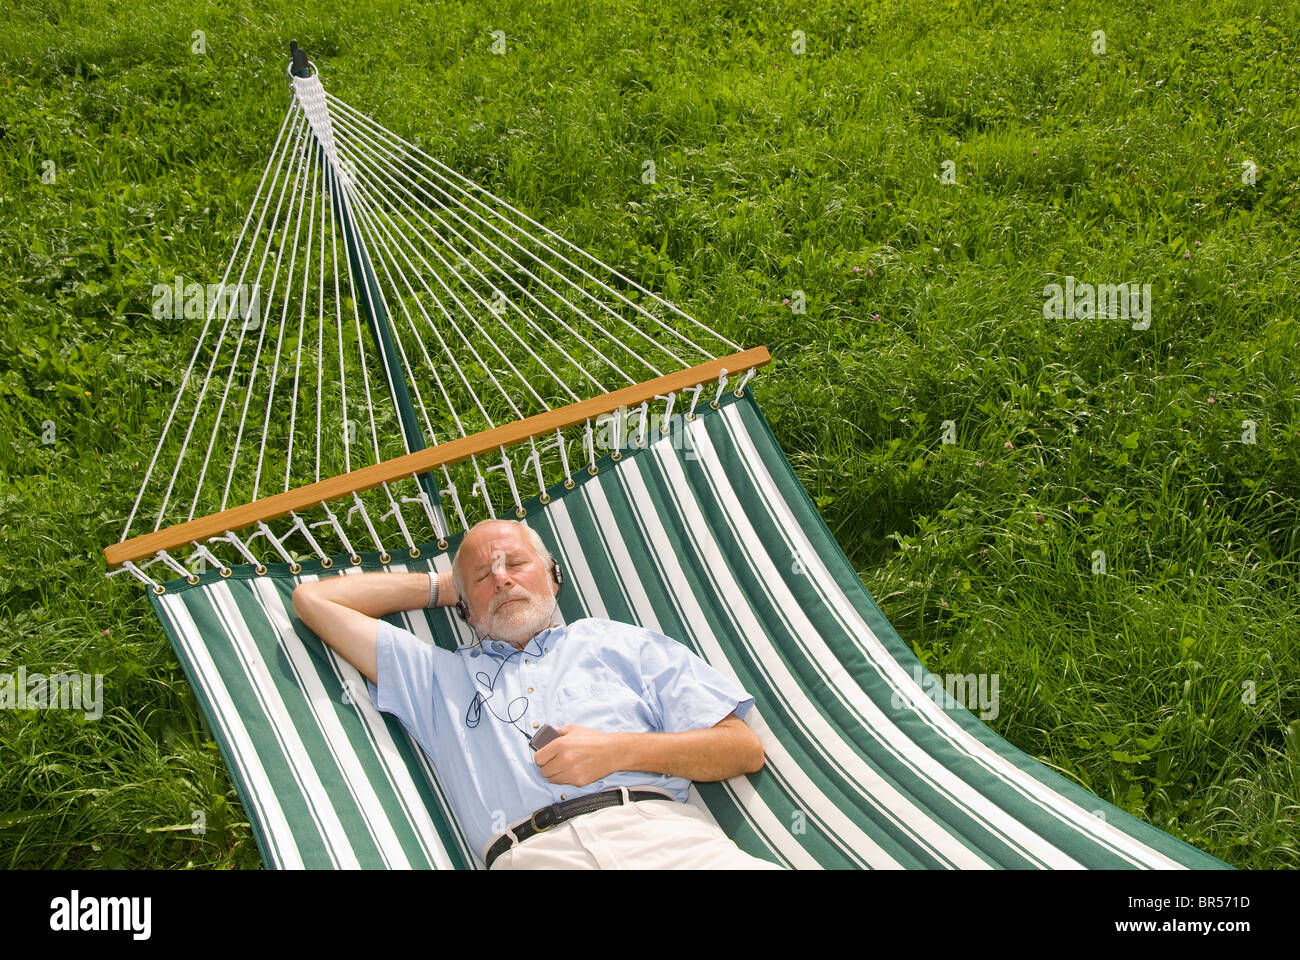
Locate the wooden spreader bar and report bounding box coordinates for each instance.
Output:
[105,346,770,567]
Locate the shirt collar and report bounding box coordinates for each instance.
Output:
[475,623,564,658]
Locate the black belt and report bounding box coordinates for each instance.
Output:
[485,788,669,869]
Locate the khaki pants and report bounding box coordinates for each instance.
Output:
[487,792,784,870]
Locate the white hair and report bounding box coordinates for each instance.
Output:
[450,519,554,614]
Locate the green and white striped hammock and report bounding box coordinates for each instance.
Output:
[105,45,1229,870]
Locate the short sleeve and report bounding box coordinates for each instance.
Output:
[634,626,755,732]
[365,619,448,757]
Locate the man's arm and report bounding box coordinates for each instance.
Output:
[291,571,457,685]
[533,713,764,787]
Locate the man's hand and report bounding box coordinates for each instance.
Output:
[532,714,764,786]
[534,725,622,787]
[292,570,457,686]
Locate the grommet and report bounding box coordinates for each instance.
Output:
[186,574,200,586]
[437,539,449,552]
[379,552,391,564]
[635,435,647,448]
[255,564,268,576]
[289,562,302,575]
[611,450,622,461]
[152,584,166,595]
[587,464,599,476]
[539,493,551,505]
[564,478,576,490]
[685,412,696,422]
[220,566,233,578]
[710,399,720,410]
[350,554,362,566]
[734,387,745,397]
[409,547,421,559]
[515,506,527,518]
[320,557,333,569]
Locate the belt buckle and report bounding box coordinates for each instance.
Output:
[530,803,560,833]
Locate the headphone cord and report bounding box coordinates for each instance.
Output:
[461,593,561,745]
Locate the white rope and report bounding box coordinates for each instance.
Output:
[346,492,386,557]
[118,75,755,570]
[287,510,330,562]
[188,541,229,574]
[310,500,357,559]
[329,106,680,377]
[329,112,624,395]
[443,482,469,535]
[315,127,328,487]
[487,444,525,515]
[686,383,705,418]
[326,94,736,360]
[338,142,596,407]
[147,107,306,532]
[105,561,163,591]
[469,473,495,516]
[635,401,650,447]
[204,105,314,514]
[555,428,574,487]
[154,550,192,580]
[327,156,454,541]
[213,529,265,569]
[341,163,558,506]
[282,132,321,494]
[344,166,512,428]
[338,180,448,444]
[584,419,598,473]
[122,105,297,542]
[241,124,317,505]
[379,487,419,556]
[257,520,297,566]
[661,391,678,433]
[402,475,448,543]
[326,131,465,547]
[521,445,547,500]
[338,159,498,522]
[713,369,729,406]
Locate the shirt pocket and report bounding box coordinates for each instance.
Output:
[551,680,652,732]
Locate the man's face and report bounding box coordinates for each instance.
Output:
[456,522,558,648]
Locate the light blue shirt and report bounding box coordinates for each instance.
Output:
[366,616,755,861]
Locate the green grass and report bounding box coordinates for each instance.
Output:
[1,0,1298,868]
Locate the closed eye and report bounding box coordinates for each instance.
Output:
[477,556,527,580]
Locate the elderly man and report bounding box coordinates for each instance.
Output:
[292,518,779,869]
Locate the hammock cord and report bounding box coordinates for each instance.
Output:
[115,67,754,574]
[325,92,741,357]
[121,105,298,539]
[330,104,686,375]
[329,106,642,388]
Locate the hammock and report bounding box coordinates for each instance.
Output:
[104,44,1229,870]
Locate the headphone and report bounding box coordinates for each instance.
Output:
[455,558,564,623]
[458,558,564,742]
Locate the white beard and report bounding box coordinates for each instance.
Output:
[485,591,555,647]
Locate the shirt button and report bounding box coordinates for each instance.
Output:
[560,793,567,800]
[525,659,531,664]
[532,722,539,729]
[527,687,534,693]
